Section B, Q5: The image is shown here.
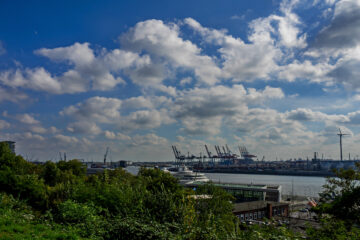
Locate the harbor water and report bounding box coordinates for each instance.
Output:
[204,173,327,198]
[125,166,327,198]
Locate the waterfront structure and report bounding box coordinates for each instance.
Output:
[1,141,15,154]
[186,181,282,202]
[84,160,133,175]
[170,143,360,177]
[172,144,256,166]
[233,201,289,221]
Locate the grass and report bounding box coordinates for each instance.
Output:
[0,207,84,240]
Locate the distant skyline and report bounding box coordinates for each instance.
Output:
[1,0,360,162]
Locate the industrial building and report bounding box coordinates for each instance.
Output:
[233,201,289,221]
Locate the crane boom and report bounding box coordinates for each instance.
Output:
[222,146,227,157]
[104,147,109,164]
[215,145,221,157]
[205,145,211,158]
[172,145,178,159]
[226,144,231,155]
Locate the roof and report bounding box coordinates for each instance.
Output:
[190,181,267,189]
[233,201,289,213]
[188,181,281,193]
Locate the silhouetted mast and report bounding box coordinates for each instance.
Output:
[337,128,349,162]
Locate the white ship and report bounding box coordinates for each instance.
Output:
[170,166,209,185]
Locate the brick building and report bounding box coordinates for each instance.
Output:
[233,201,289,222]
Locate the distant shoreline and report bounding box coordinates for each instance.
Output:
[195,169,334,177]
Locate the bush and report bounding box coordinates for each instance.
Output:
[0,193,81,240]
[105,217,176,240]
[56,200,106,238]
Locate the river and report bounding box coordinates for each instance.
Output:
[204,173,327,198]
[125,166,327,198]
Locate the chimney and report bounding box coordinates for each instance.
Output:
[266,203,273,219]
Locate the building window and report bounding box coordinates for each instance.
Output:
[240,214,244,221]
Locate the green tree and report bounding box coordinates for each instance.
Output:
[57,159,87,177]
[0,142,35,174]
[191,183,238,238]
[306,217,360,240]
[315,163,360,225]
[138,167,181,193]
[40,161,61,186]
[0,143,48,210]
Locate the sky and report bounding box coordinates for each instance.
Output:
[1,0,360,162]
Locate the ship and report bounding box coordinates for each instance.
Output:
[170,165,209,185]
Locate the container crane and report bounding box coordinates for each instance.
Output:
[222,146,228,157]
[215,145,222,158]
[205,145,212,158]
[226,144,231,155]
[104,147,109,164]
[172,145,179,159]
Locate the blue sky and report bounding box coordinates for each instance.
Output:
[1,0,360,162]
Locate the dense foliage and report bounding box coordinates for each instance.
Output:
[1,141,358,239]
[307,163,360,238]
[315,163,360,224]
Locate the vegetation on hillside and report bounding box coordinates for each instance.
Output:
[0,142,359,239]
[307,163,360,239]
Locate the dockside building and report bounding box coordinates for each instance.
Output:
[186,181,282,202]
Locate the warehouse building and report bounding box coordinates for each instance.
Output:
[233,201,289,221]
